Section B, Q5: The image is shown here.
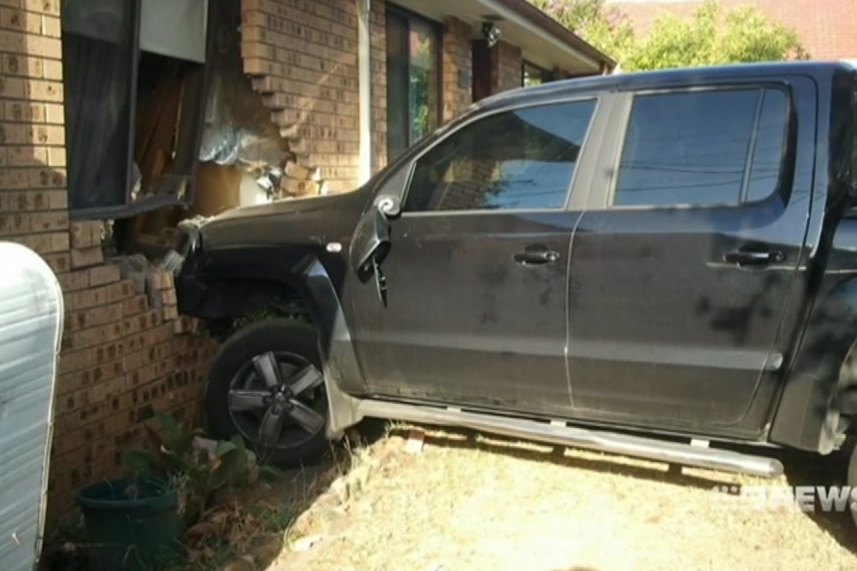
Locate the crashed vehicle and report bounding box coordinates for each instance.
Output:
[177,61,857,516]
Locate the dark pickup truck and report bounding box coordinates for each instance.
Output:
[176,61,857,517]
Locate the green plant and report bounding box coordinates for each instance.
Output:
[122,412,251,525]
[232,308,277,330]
[232,307,311,332]
[529,0,807,71]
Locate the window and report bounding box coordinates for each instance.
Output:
[522,61,554,87]
[61,0,210,218]
[851,82,857,186]
[404,99,597,213]
[746,90,789,202]
[386,8,442,162]
[612,87,788,208]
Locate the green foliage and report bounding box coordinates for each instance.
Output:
[626,1,807,70]
[122,412,252,525]
[530,0,636,64]
[531,0,808,72]
[232,307,311,332]
[232,308,278,331]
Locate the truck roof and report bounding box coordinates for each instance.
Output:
[477,60,854,111]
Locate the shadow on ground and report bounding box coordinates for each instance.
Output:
[38,444,343,571]
[406,424,727,491]
[383,422,857,559]
[238,422,857,568]
[45,419,855,570]
[776,446,857,555]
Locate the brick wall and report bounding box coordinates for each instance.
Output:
[0,0,68,265]
[370,0,386,173]
[441,16,473,123]
[0,0,217,527]
[494,41,522,93]
[241,0,362,194]
[49,252,217,522]
[473,39,523,100]
[239,1,478,180]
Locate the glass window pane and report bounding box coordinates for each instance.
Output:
[746,89,787,202]
[409,19,439,144]
[62,0,135,210]
[523,61,544,87]
[405,99,597,212]
[852,83,857,186]
[386,12,410,162]
[613,89,763,207]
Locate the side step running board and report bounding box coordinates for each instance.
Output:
[357,400,784,479]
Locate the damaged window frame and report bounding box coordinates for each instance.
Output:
[60,0,215,221]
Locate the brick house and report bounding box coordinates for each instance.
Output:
[0,0,613,527]
[609,0,857,61]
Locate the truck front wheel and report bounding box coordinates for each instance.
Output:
[204,318,330,467]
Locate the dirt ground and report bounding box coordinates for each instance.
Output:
[215,423,857,571]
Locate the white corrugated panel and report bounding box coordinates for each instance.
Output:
[0,242,64,571]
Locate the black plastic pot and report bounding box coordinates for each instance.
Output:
[75,478,184,571]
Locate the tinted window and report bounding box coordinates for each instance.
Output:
[613,88,786,207]
[851,84,857,187]
[404,99,596,213]
[746,89,788,202]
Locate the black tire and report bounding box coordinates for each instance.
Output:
[204,318,330,467]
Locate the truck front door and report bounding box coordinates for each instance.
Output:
[347,96,606,416]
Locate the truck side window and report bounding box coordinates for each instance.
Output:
[404,99,597,213]
[852,84,857,185]
[744,89,788,202]
[613,87,787,208]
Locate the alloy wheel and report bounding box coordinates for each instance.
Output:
[226,351,326,451]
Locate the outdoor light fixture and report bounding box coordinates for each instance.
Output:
[482,21,501,47]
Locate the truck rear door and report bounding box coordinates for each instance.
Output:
[565,74,820,439]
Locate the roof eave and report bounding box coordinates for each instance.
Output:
[476,0,617,72]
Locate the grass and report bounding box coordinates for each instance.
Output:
[174,431,383,570]
[177,463,332,570]
[257,424,857,571]
[43,423,857,570]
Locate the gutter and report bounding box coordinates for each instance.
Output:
[357,0,372,184]
[474,0,616,72]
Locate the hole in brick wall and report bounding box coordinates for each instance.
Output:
[102,0,319,249]
[46,0,345,523]
[90,0,324,328]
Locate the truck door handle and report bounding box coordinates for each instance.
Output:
[723,250,785,266]
[514,249,560,266]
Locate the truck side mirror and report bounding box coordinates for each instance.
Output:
[349,201,395,306]
[350,203,391,276]
[350,203,393,305]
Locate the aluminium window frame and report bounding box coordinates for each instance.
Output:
[385,3,444,162]
[62,0,215,221]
